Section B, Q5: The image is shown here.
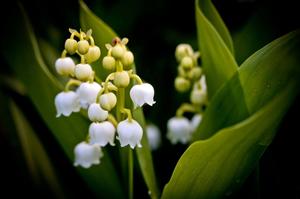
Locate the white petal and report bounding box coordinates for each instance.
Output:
[89,122,116,146]
[146,124,161,150]
[167,117,192,144]
[55,91,80,117]
[77,82,101,109]
[143,83,156,106]
[191,114,202,132]
[88,103,108,122]
[130,83,155,107]
[117,119,143,149]
[55,57,75,76]
[73,142,102,168]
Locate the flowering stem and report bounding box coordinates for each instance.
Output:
[130,74,143,84]
[128,149,134,199]
[64,79,81,91]
[176,103,200,117]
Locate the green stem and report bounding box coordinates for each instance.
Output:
[128,149,133,199]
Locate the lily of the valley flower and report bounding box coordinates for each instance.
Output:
[117,119,143,149]
[88,103,108,122]
[191,114,202,132]
[167,117,192,144]
[130,83,155,107]
[55,91,80,117]
[77,82,101,109]
[146,124,161,150]
[55,57,75,76]
[89,121,116,146]
[74,142,103,168]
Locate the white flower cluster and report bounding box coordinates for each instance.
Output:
[54,31,155,168]
[167,44,207,144]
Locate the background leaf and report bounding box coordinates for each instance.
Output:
[79,1,159,198]
[195,0,238,97]
[0,4,123,198]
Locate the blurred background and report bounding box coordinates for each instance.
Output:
[0,0,299,198]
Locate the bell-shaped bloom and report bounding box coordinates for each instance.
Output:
[146,124,161,150]
[130,83,155,107]
[77,82,101,109]
[167,117,192,144]
[89,121,116,146]
[191,114,202,132]
[117,119,143,149]
[88,103,108,122]
[55,91,80,117]
[73,142,103,168]
[55,57,75,76]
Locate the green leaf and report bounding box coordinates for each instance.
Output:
[162,82,298,199]
[0,4,123,198]
[163,31,300,198]
[195,0,238,97]
[79,1,159,198]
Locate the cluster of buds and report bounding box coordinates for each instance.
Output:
[167,44,207,144]
[54,29,155,168]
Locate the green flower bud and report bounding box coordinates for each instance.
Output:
[99,92,117,111]
[190,89,207,105]
[78,40,90,55]
[114,71,130,88]
[181,56,193,69]
[121,51,134,69]
[84,46,101,63]
[75,64,93,81]
[175,44,194,62]
[102,56,116,70]
[111,45,125,59]
[174,77,190,92]
[188,67,202,80]
[64,38,78,55]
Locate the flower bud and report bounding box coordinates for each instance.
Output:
[55,91,80,117]
[89,121,116,146]
[64,38,78,55]
[121,51,134,69]
[55,57,75,76]
[84,46,101,63]
[175,44,194,62]
[130,83,155,107]
[117,119,143,149]
[88,103,108,122]
[174,77,190,92]
[102,56,116,70]
[190,89,207,105]
[188,67,202,80]
[111,44,125,59]
[99,92,117,111]
[74,142,103,168]
[114,71,130,88]
[75,64,94,81]
[181,56,193,69]
[78,40,90,54]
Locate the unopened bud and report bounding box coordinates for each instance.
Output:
[99,92,117,111]
[75,64,93,81]
[102,56,116,70]
[174,77,190,92]
[181,56,193,69]
[85,46,101,63]
[121,51,134,69]
[114,71,130,88]
[111,45,125,59]
[65,39,78,55]
[78,40,90,55]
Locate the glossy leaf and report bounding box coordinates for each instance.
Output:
[79,1,159,198]
[195,0,238,97]
[0,4,123,198]
[163,31,300,198]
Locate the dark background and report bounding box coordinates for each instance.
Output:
[0,0,299,198]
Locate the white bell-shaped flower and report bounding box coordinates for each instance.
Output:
[73,142,103,168]
[89,121,116,146]
[55,57,75,76]
[130,83,155,107]
[88,103,108,122]
[77,82,101,109]
[200,75,207,91]
[191,114,202,132]
[146,124,161,150]
[55,91,80,117]
[117,119,143,149]
[167,117,192,144]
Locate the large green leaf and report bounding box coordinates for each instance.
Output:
[195,0,238,97]
[0,4,123,198]
[79,1,159,198]
[163,31,300,198]
[162,82,298,199]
